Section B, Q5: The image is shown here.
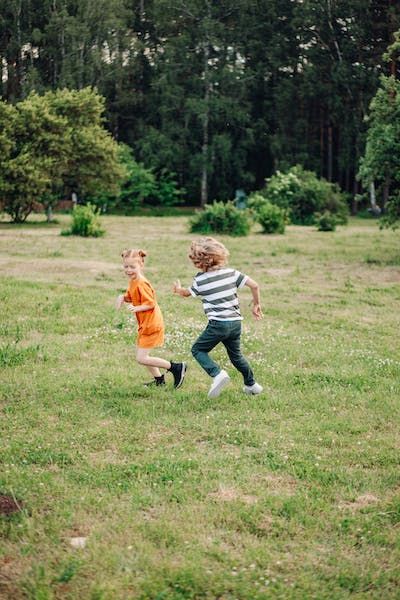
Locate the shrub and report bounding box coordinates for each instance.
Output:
[257,202,286,234]
[316,211,337,231]
[189,201,251,236]
[61,203,105,237]
[248,193,287,233]
[88,145,184,212]
[247,193,268,216]
[258,165,348,225]
[380,193,400,230]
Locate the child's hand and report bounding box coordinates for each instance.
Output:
[173,279,181,294]
[126,304,137,313]
[252,303,263,320]
[115,294,125,310]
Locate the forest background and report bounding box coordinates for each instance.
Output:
[1,0,400,210]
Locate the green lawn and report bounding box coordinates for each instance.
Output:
[1,215,399,599]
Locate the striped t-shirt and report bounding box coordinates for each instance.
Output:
[189,268,248,321]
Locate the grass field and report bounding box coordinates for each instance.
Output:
[0,215,399,600]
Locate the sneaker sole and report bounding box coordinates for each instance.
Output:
[208,375,230,398]
[174,363,187,389]
[244,389,262,395]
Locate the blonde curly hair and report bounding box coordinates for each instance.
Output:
[188,237,229,271]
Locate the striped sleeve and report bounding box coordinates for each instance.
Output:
[235,270,248,288]
[189,277,200,297]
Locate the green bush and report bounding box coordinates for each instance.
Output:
[316,211,337,231]
[247,192,268,216]
[189,201,251,236]
[257,201,286,234]
[258,165,348,225]
[380,193,400,230]
[61,203,105,237]
[248,193,287,234]
[88,144,183,212]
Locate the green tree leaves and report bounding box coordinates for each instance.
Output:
[0,88,122,222]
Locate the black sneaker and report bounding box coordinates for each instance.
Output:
[169,362,187,388]
[144,375,166,387]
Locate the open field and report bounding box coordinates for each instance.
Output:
[0,215,399,599]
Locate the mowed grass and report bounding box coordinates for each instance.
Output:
[0,215,399,600]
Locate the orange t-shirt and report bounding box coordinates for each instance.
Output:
[124,277,165,348]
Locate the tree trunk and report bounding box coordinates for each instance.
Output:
[200,42,210,207]
[6,1,22,101]
[46,205,54,223]
[369,181,381,215]
[351,177,359,215]
[382,176,391,210]
[327,124,333,182]
[319,109,324,178]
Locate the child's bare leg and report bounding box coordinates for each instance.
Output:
[136,348,171,377]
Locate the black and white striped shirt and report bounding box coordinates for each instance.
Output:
[189,268,248,321]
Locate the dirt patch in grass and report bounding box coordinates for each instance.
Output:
[146,426,179,446]
[266,268,293,277]
[140,506,163,522]
[251,473,298,497]
[0,555,27,600]
[99,419,114,428]
[0,494,23,516]
[208,486,258,505]
[88,447,126,466]
[338,493,379,512]
[331,263,400,285]
[256,514,275,532]
[0,257,118,284]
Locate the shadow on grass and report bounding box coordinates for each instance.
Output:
[0,219,60,228]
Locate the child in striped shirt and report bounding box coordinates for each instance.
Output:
[173,237,263,398]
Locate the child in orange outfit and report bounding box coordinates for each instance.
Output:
[116,249,186,388]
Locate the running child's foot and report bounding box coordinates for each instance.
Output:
[144,374,166,387]
[169,362,187,388]
[243,382,263,395]
[208,370,230,398]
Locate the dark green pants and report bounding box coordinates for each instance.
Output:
[191,320,255,386]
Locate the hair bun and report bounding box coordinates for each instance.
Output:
[121,248,147,260]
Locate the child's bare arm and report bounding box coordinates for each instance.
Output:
[126,303,154,313]
[173,279,191,297]
[244,277,263,320]
[115,294,125,309]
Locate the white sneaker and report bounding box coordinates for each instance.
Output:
[208,370,230,398]
[243,382,263,395]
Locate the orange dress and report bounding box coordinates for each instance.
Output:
[124,277,165,348]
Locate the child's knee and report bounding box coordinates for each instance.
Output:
[136,353,146,365]
[191,343,199,358]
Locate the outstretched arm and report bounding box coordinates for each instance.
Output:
[244,277,263,320]
[173,279,192,297]
[115,294,125,309]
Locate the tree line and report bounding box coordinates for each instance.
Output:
[1,0,399,207]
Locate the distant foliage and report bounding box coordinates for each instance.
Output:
[380,193,400,230]
[248,194,286,234]
[258,166,348,225]
[62,204,105,237]
[359,75,400,229]
[189,201,251,236]
[316,211,337,231]
[0,88,122,223]
[90,144,183,212]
